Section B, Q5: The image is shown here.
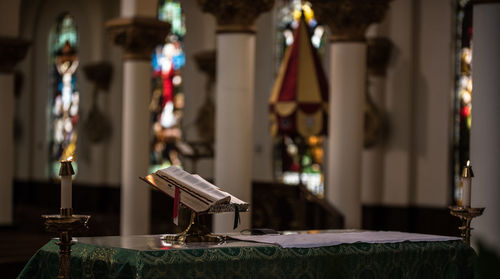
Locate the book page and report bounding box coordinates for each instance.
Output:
[158,167,230,203]
[193,175,247,205]
[141,174,211,213]
[143,169,248,213]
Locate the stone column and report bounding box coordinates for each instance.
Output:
[310,0,390,228]
[197,0,274,232]
[471,0,500,253]
[106,17,169,235]
[0,37,29,225]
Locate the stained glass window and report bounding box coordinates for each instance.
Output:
[48,13,79,178]
[274,0,326,196]
[150,0,186,172]
[452,0,472,203]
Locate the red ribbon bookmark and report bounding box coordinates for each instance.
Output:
[173,186,180,225]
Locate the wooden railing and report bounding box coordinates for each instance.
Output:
[252,181,344,231]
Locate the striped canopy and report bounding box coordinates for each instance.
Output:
[269,14,328,138]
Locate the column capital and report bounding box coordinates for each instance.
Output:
[309,0,391,42]
[197,0,275,34]
[0,37,30,73]
[106,17,170,60]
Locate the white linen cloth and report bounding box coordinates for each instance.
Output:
[230,231,460,248]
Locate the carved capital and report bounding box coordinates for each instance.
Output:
[0,37,30,73]
[197,0,275,33]
[106,17,170,60]
[367,37,392,76]
[309,0,391,42]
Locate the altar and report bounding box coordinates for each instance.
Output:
[19,231,475,278]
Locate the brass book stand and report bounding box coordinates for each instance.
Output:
[161,210,226,243]
[141,174,248,244]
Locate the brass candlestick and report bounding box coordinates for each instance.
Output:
[42,209,90,279]
[448,206,485,245]
[41,158,91,279]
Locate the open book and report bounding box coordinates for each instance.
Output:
[141,166,249,214]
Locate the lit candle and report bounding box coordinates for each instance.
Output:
[461,160,474,207]
[59,157,75,209]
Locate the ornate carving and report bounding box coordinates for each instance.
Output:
[364,37,391,148]
[83,62,113,143]
[364,91,385,148]
[309,0,391,41]
[106,17,170,60]
[194,50,216,83]
[197,0,275,33]
[194,50,216,143]
[83,62,113,91]
[367,37,392,76]
[473,0,500,4]
[0,37,30,73]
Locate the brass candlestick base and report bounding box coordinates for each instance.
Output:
[42,208,90,279]
[161,211,225,244]
[448,206,485,245]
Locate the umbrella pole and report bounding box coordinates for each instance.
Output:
[297,137,304,187]
[273,135,285,183]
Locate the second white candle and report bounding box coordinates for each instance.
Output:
[61,175,72,209]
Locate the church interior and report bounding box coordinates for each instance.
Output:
[1,0,500,277]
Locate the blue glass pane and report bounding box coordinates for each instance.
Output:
[172,53,185,70]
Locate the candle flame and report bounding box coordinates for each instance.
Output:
[466,160,470,167]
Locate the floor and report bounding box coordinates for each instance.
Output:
[0,229,49,278]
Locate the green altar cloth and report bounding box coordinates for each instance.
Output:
[18,235,475,279]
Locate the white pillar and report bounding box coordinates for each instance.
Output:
[0,74,14,225]
[309,0,390,229]
[471,2,500,253]
[197,0,274,233]
[327,43,366,229]
[120,61,151,235]
[362,75,385,205]
[213,34,255,233]
[107,0,166,235]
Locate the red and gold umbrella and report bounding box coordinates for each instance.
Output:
[269,14,328,138]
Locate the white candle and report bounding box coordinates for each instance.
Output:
[457,180,463,207]
[461,160,473,207]
[60,157,74,209]
[61,175,72,209]
[462,176,471,207]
